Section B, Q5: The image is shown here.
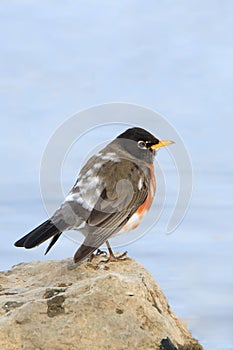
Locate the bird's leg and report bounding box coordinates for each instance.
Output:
[100,240,128,262]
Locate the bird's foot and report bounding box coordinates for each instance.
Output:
[88,249,107,262]
[100,251,128,263]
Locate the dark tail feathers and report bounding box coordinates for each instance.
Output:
[73,244,97,264]
[14,219,61,254]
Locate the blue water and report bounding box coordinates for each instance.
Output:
[1,2,233,349]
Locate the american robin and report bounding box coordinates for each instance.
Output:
[14,127,173,264]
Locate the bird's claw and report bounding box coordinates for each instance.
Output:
[88,249,107,262]
[100,251,128,263]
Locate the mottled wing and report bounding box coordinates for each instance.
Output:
[74,159,149,262]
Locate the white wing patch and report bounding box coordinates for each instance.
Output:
[100,152,119,162]
[66,176,101,211]
[93,162,102,169]
[85,169,94,177]
[64,150,119,218]
[65,192,91,211]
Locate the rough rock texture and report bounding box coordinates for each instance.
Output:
[0,256,203,350]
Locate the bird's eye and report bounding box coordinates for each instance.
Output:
[137,140,147,149]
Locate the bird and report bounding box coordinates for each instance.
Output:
[14,127,173,264]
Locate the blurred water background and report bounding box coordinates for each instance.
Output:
[1,2,233,349]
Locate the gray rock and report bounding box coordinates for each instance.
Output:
[0,257,203,350]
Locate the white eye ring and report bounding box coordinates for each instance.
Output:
[137,140,147,149]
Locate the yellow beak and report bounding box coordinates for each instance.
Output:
[150,140,174,150]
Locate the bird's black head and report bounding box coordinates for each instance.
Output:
[116,127,173,163]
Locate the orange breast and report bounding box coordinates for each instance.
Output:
[137,163,156,212]
[121,164,156,232]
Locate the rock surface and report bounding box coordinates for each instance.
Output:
[0,256,203,350]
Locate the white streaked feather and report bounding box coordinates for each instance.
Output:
[138,177,143,190]
[101,152,119,162]
[66,176,101,211]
